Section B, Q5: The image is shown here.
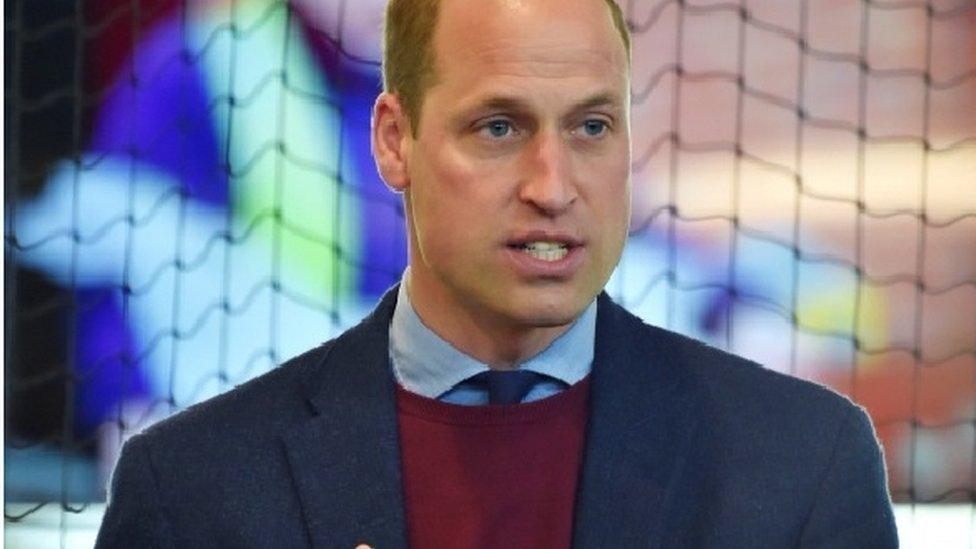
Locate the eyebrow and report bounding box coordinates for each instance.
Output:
[574,92,623,111]
[464,91,624,118]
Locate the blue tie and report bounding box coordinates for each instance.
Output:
[471,370,545,404]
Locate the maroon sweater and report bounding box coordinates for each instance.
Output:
[395,377,591,548]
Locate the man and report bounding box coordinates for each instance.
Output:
[96,0,898,547]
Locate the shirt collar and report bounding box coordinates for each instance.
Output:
[389,271,596,400]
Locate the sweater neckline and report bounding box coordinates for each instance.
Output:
[395,375,592,426]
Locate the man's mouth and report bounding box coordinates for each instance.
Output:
[515,241,569,262]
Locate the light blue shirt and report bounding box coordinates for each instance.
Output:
[389,275,596,405]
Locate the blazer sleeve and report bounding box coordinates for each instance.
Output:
[798,405,899,548]
[95,434,177,549]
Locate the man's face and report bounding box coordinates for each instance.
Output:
[404,0,631,331]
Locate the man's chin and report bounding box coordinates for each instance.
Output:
[502,293,592,329]
[514,314,577,329]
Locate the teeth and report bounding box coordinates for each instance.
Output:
[522,241,565,251]
[520,241,568,262]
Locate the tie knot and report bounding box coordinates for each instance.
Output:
[471,370,545,405]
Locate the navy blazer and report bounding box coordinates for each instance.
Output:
[96,288,897,548]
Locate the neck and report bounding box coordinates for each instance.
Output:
[404,271,573,369]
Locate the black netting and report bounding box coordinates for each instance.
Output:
[5,0,975,541]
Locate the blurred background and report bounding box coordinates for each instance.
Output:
[4,0,974,546]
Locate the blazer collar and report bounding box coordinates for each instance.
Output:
[281,286,703,548]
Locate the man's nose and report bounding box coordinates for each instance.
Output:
[518,131,578,215]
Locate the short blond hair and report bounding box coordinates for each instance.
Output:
[382,0,630,136]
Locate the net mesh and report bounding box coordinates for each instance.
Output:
[5,0,975,536]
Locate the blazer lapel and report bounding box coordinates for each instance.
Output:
[282,287,408,549]
[573,294,705,548]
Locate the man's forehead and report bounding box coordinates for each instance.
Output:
[465,44,621,77]
[433,0,627,70]
[428,0,628,95]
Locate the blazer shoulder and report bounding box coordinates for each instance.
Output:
[138,339,337,445]
[667,322,858,421]
[601,293,862,428]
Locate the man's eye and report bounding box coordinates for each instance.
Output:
[580,119,608,137]
[482,120,514,139]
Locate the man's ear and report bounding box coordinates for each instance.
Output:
[371,92,412,192]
